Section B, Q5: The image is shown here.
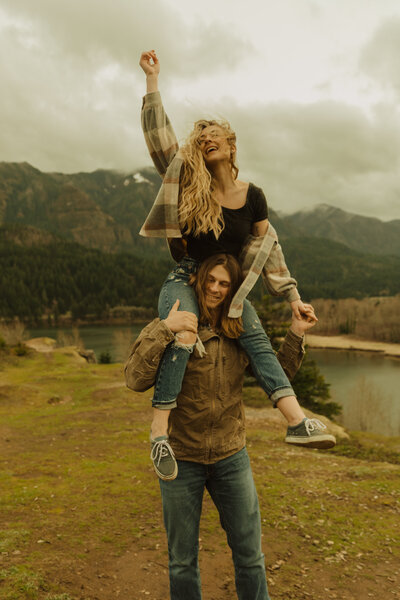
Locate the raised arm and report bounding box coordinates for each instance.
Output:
[139,50,179,176]
[139,50,159,93]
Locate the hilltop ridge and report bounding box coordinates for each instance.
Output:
[1,161,399,257]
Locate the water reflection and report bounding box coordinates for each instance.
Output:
[27,324,143,364]
[308,349,400,437]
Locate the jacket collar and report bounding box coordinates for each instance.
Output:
[198,324,221,343]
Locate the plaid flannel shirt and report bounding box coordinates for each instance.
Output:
[139,91,300,317]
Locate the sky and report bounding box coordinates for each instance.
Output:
[0,0,400,220]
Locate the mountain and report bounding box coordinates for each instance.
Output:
[0,161,166,256]
[281,204,400,256]
[1,162,399,258]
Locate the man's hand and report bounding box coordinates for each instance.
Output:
[163,300,198,334]
[139,50,160,77]
[290,303,317,337]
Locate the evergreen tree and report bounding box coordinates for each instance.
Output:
[253,295,341,418]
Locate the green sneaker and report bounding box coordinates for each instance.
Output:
[285,418,336,449]
[150,436,178,480]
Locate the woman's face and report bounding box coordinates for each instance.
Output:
[197,125,234,166]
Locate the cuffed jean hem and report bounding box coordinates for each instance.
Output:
[152,400,177,410]
[270,386,296,407]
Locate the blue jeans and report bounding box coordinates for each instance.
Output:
[159,448,270,600]
[153,257,294,408]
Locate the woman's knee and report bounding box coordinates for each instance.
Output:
[158,280,199,319]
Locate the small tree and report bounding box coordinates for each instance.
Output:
[99,351,112,364]
[291,356,341,418]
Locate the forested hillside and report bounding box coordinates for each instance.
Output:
[283,237,400,299]
[0,227,172,322]
[1,225,399,323]
[1,161,399,323]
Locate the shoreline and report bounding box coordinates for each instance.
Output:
[305,333,400,358]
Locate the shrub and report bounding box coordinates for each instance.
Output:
[99,351,112,364]
[13,343,29,356]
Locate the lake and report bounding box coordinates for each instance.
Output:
[27,325,400,437]
[308,349,400,437]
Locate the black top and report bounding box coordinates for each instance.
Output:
[183,183,268,261]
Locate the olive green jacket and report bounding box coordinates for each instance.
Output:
[124,319,304,464]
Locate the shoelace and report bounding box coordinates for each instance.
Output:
[150,440,175,466]
[305,418,327,435]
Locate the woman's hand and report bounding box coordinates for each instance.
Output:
[139,50,160,77]
[290,307,317,337]
[290,300,318,323]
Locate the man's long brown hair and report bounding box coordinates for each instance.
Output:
[191,254,244,339]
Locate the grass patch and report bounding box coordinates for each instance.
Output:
[0,566,47,600]
[1,347,399,599]
[330,432,400,464]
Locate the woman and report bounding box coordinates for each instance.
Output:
[139,50,334,481]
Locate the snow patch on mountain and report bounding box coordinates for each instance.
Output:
[133,172,151,184]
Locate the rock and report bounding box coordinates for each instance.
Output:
[78,349,97,363]
[25,337,57,352]
[48,396,61,404]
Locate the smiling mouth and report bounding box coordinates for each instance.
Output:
[206,146,218,155]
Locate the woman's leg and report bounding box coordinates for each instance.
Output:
[151,407,172,439]
[238,300,336,448]
[238,299,297,407]
[150,259,200,479]
[153,260,200,410]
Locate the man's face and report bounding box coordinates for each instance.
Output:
[205,264,231,309]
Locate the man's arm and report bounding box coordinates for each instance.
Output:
[276,305,317,381]
[124,319,174,392]
[124,301,197,392]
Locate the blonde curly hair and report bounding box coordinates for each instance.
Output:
[178,119,239,239]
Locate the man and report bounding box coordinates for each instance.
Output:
[125,253,333,600]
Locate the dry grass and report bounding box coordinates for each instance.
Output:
[112,328,134,363]
[0,319,27,345]
[311,295,400,342]
[340,376,399,437]
[56,327,84,350]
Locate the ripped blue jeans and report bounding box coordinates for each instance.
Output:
[153,257,295,409]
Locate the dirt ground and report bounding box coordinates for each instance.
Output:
[1,349,399,600]
[42,539,400,600]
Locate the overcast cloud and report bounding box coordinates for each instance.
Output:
[0,0,399,220]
